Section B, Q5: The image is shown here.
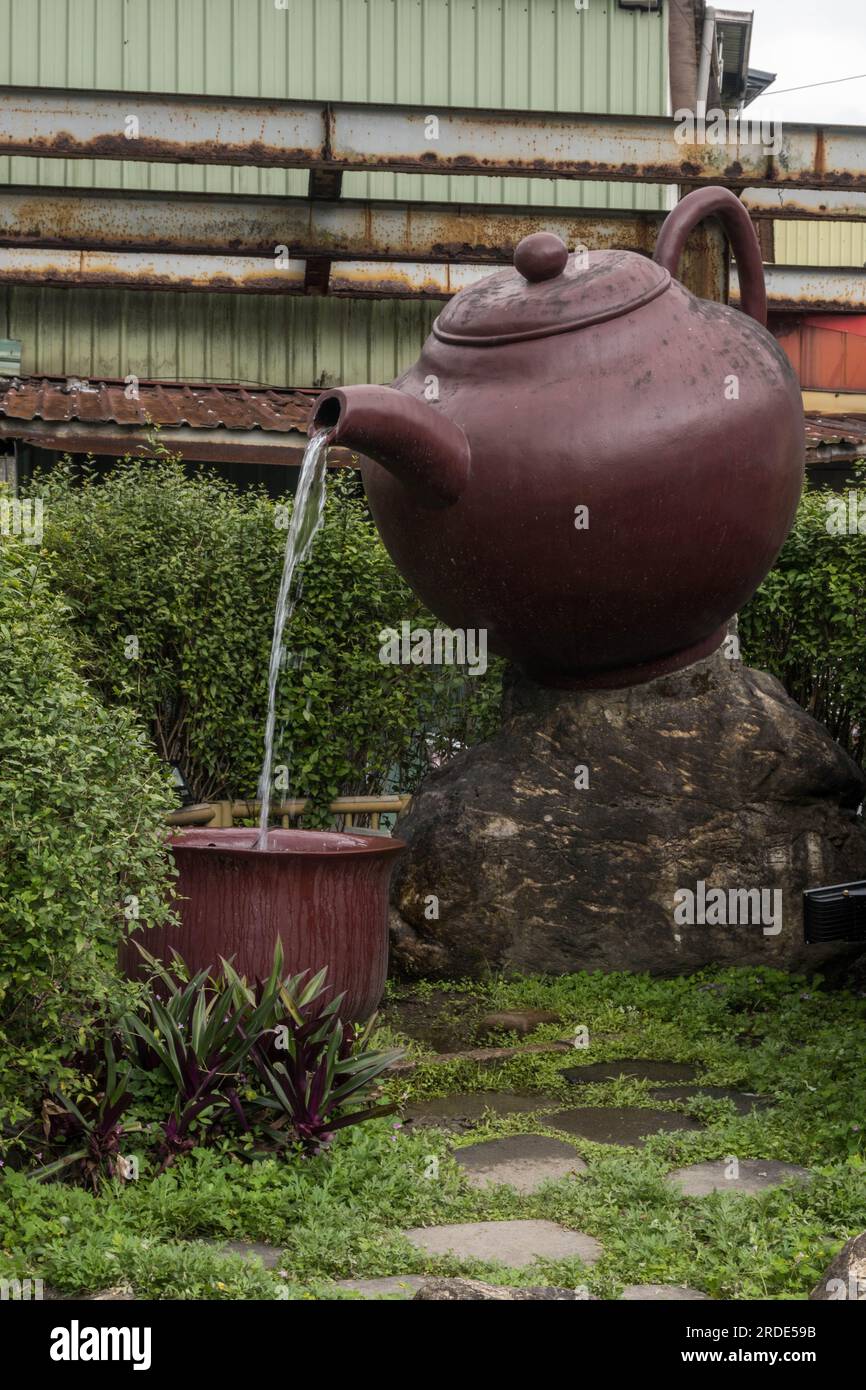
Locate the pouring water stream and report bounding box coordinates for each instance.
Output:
[255,429,330,848]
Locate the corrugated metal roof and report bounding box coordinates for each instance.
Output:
[0,376,323,464]
[805,412,866,463]
[0,377,315,432]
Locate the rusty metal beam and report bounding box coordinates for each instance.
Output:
[733,263,866,313]
[0,198,730,303]
[0,187,729,301]
[20,243,866,314]
[0,246,491,297]
[0,183,733,283]
[0,185,679,262]
[1,85,866,190]
[742,188,866,221]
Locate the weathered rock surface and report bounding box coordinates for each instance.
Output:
[561,1060,698,1085]
[412,1278,594,1301]
[390,649,866,977]
[403,1219,602,1267]
[666,1158,813,1197]
[547,1106,703,1146]
[455,1133,587,1193]
[401,1091,560,1131]
[810,1232,866,1300]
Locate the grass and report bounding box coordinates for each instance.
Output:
[1,965,865,1300]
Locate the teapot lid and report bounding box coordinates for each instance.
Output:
[433,233,670,347]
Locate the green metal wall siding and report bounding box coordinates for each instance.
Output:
[0,0,670,384]
[774,221,866,270]
[0,283,440,385]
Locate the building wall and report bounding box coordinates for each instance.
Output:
[0,0,671,385]
[774,222,866,270]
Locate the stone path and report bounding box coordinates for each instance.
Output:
[666,1159,814,1197]
[561,1059,699,1085]
[403,1219,602,1268]
[547,1106,703,1146]
[455,1133,587,1194]
[649,1085,771,1114]
[402,1091,560,1132]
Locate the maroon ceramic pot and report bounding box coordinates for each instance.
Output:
[121,828,405,1022]
[311,188,804,689]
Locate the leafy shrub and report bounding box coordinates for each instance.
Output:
[740,480,866,764]
[0,534,176,1135]
[30,456,502,812]
[129,943,401,1162]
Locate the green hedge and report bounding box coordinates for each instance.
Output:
[0,533,176,1132]
[740,481,866,765]
[29,457,503,813]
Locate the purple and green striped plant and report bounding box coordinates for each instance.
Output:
[124,942,287,1167]
[242,966,404,1155]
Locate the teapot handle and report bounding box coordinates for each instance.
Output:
[653,187,767,328]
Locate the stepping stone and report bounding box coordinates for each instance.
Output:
[455,1134,587,1194]
[561,1059,698,1085]
[547,1106,703,1147]
[620,1284,711,1301]
[665,1159,814,1197]
[402,1092,559,1132]
[403,1219,602,1268]
[214,1239,283,1269]
[413,1278,594,1301]
[480,1010,560,1036]
[334,1276,426,1299]
[649,1086,771,1114]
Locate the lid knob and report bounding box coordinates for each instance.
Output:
[514,232,569,283]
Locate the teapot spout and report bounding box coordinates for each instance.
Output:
[311,385,470,506]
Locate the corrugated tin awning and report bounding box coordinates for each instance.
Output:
[0,377,326,465]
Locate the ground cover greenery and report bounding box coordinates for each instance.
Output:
[2,967,864,1300]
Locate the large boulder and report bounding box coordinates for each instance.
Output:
[390,646,866,978]
[810,1233,866,1300]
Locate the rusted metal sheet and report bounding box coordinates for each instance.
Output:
[735,264,866,314]
[742,188,866,221]
[1,86,866,190]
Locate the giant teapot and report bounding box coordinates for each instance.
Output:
[311,188,804,688]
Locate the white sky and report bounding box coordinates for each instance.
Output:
[745,0,866,124]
